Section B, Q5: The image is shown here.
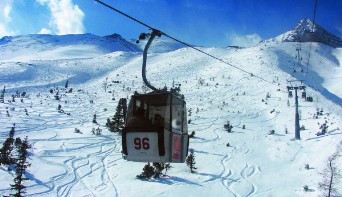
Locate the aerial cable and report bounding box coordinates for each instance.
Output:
[312,0,318,26]
[95,0,154,31]
[95,0,279,86]
[162,33,274,85]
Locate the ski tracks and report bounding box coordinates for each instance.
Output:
[239,163,258,197]
[32,135,120,196]
[216,150,259,197]
[216,121,260,196]
[219,154,237,197]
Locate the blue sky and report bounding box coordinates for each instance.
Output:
[1,0,341,47]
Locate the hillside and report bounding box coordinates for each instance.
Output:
[0,31,341,197]
[0,33,141,62]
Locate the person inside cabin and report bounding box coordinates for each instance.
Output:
[154,113,165,156]
[154,114,164,129]
[126,107,153,129]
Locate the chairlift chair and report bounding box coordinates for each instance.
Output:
[287,86,294,98]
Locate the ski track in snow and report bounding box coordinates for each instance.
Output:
[192,80,263,197]
[0,87,123,196]
[25,136,120,196]
[219,154,237,197]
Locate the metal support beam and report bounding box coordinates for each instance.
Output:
[287,83,305,140]
[141,29,162,92]
[294,88,300,140]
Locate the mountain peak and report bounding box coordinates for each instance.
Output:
[278,19,342,48]
[104,33,122,39]
[297,18,316,32]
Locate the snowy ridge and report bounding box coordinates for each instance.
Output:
[0,29,342,196]
[0,33,142,61]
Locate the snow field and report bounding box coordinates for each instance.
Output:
[0,37,341,196]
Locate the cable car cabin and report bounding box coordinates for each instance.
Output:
[122,91,189,163]
[288,91,293,98]
[302,91,307,99]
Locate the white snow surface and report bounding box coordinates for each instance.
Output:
[0,33,342,197]
[0,34,141,61]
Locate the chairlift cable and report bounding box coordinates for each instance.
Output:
[95,0,279,87]
[163,33,276,85]
[95,0,154,31]
[312,0,318,25]
[306,0,318,77]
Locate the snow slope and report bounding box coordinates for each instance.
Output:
[0,33,142,62]
[0,33,341,197]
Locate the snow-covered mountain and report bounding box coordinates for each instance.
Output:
[0,33,142,61]
[274,19,342,48]
[0,21,342,197]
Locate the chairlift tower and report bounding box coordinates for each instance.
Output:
[287,80,306,140]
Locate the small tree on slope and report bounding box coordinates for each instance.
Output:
[93,114,97,124]
[0,127,15,166]
[186,149,197,173]
[107,98,125,132]
[137,162,155,179]
[0,87,4,103]
[137,162,172,179]
[152,162,172,178]
[11,136,31,197]
[224,121,233,133]
[65,80,69,89]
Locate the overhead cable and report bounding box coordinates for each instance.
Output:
[95,0,279,86]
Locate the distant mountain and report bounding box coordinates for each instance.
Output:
[274,19,342,48]
[0,33,142,61]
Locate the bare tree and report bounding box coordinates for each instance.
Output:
[319,152,341,197]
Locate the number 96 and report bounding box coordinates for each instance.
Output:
[134,137,150,150]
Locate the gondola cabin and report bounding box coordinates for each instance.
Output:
[122,91,189,163]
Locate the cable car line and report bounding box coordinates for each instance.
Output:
[306,0,319,77]
[95,0,154,31]
[95,0,279,87]
[312,0,318,25]
[163,33,276,85]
